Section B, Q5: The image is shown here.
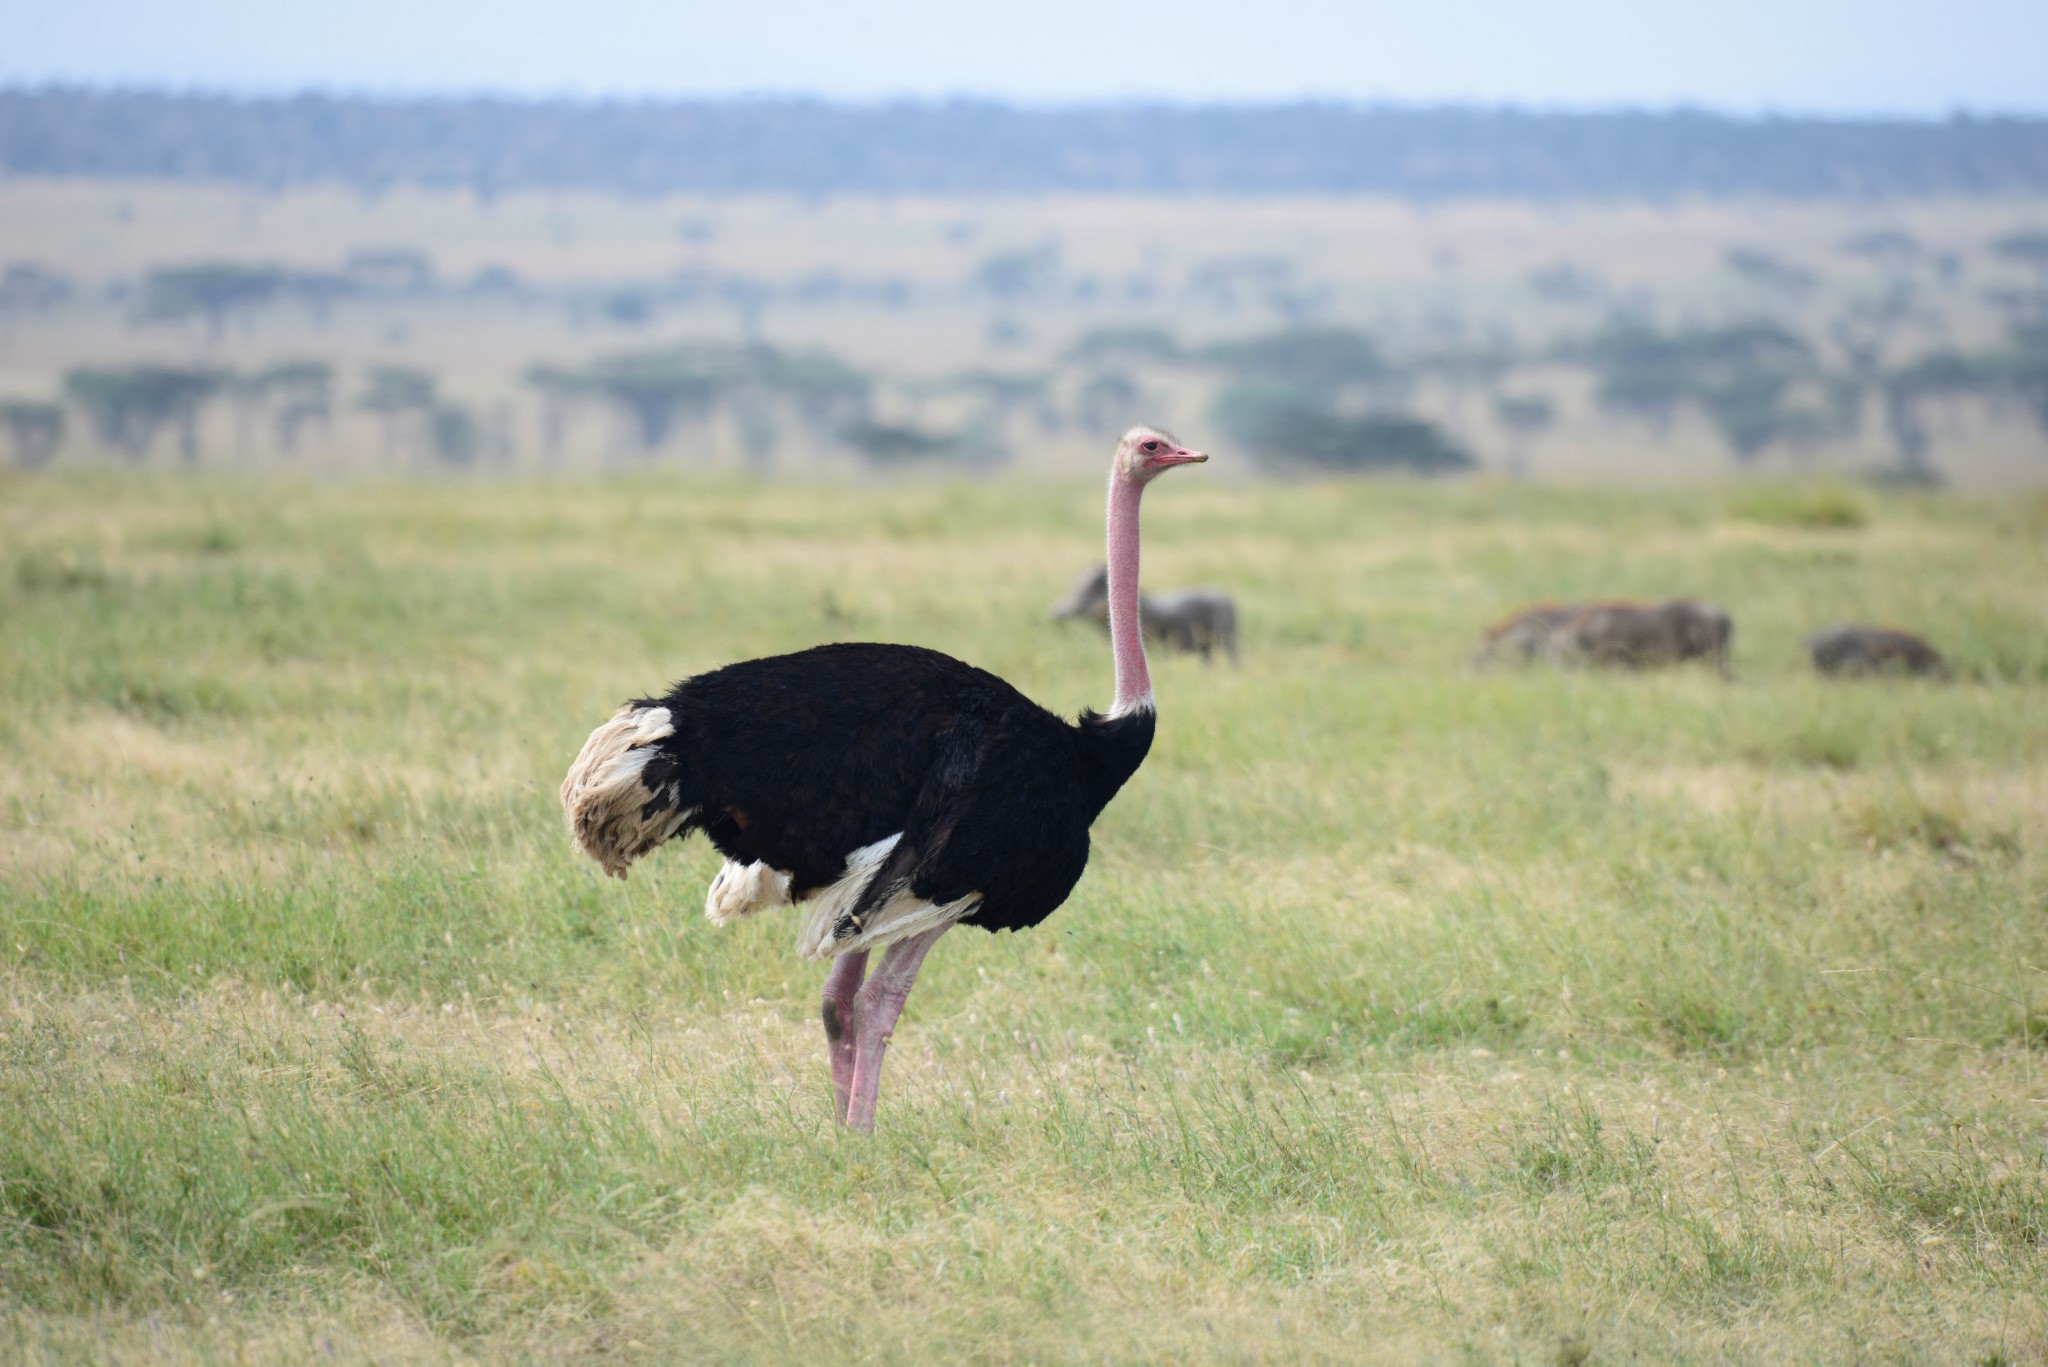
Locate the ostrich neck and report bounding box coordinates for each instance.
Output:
[1105,474,1152,716]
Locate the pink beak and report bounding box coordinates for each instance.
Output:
[1148,447,1208,469]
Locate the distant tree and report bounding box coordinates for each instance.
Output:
[1990,230,2048,282]
[1526,262,1603,304]
[1065,326,1182,367]
[279,270,356,326]
[465,264,528,297]
[719,277,771,336]
[1694,370,1802,460]
[1838,229,1922,270]
[1491,393,1555,478]
[759,349,872,437]
[984,317,1028,349]
[1724,247,1819,300]
[1076,373,1140,433]
[583,349,722,450]
[1687,323,1830,460]
[1828,283,1919,385]
[524,344,871,463]
[700,345,806,472]
[947,370,1048,430]
[1201,327,1395,400]
[1422,341,1517,423]
[727,387,780,471]
[1879,350,1993,484]
[838,419,976,467]
[356,365,439,455]
[244,360,334,455]
[0,261,74,312]
[137,262,284,340]
[344,248,437,295]
[430,402,482,465]
[1212,385,1471,476]
[972,244,1060,301]
[0,399,65,467]
[1583,320,1833,461]
[1999,322,2048,435]
[598,287,656,328]
[63,365,229,461]
[1185,254,1294,312]
[1584,326,1688,431]
[522,364,590,460]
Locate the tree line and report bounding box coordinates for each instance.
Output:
[6,321,2045,479]
[6,88,2048,199]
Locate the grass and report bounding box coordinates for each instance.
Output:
[1,469,2045,1363]
[1728,483,1871,531]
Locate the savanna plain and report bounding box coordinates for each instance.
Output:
[2,470,2046,1365]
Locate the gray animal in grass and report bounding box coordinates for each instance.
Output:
[1471,601,1589,667]
[1807,625,1949,678]
[1052,564,1239,662]
[1544,599,1733,672]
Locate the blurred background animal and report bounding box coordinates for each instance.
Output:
[1542,600,1733,672]
[1052,564,1239,662]
[1471,601,1587,667]
[1807,625,1949,678]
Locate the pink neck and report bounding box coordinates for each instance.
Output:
[1105,473,1152,716]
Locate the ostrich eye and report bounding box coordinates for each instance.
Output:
[1142,440,1160,453]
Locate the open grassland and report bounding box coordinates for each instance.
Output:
[2,469,2047,1363]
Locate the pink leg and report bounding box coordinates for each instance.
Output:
[821,949,869,1125]
[843,926,949,1133]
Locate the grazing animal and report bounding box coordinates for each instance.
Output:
[560,427,1207,1130]
[1471,601,1589,667]
[1052,565,1238,662]
[1544,599,1733,672]
[1807,625,1948,678]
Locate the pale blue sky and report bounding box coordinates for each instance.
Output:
[6,0,2044,116]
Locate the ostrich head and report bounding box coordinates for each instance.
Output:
[1114,426,1207,485]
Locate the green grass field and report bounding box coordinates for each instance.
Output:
[2,469,2045,1363]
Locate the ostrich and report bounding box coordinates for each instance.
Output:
[559,427,1207,1130]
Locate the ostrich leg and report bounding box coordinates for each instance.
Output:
[821,949,869,1124]
[843,926,949,1132]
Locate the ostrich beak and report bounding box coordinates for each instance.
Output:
[1148,447,1208,469]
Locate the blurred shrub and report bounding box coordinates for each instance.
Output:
[1728,485,1869,530]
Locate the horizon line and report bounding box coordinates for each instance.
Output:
[6,80,2046,126]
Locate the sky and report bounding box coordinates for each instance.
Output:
[6,0,2045,117]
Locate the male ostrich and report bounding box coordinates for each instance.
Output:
[560,427,1207,1130]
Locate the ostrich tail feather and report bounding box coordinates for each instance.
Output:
[561,703,695,877]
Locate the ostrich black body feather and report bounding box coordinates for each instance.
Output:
[623,642,1154,936]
